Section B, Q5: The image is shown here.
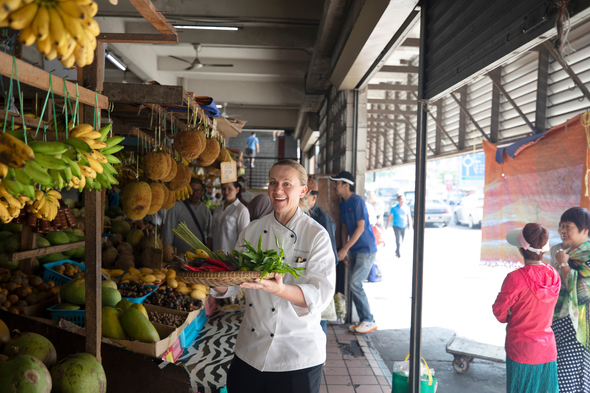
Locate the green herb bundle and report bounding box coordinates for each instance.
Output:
[230,236,305,280]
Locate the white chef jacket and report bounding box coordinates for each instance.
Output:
[211,208,336,372]
[209,199,250,254]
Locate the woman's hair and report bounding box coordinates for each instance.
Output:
[560,207,590,233]
[521,223,549,261]
[221,181,242,200]
[270,159,308,210]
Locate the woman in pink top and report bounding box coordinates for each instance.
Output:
[493,223,560,393]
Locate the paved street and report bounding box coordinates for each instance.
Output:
[363,220,510,392]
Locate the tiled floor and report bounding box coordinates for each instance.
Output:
[323,324,392,393]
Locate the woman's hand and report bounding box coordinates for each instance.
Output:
[212,286,229,295]
[556,249,571,276]
[240,274,285,296]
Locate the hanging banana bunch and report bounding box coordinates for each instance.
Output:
[2,0,101,68]
[175,185,192,201]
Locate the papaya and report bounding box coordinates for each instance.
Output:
[0,354,52,393]
[101,306,127,340]
[101,280,117,290]
[130,303,148,319]
[60,278,85,305]
[36,236,50,248]
[121,307,160,343]
[115,299,133,313]
[3,332,57,368]
[45,231,70,246]
[0,253,19,271]
[101,287,121,308]
[55,303,80,311]
[50,352,106,393]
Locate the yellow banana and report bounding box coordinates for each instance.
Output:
[80,165,96,179]
[73,0,93,5]
[84,38,94,63]
[34,189,43,201]
[61,52,75,68]
[86,150,107,164]
[83,16,99,36]
[17,195,29,205]
[57,36,75,59]
[32,5,49,40]
[19,25,36,46]
[7,205,20,219]
[85,157,103,174]
[73,43,87,67]
[77,130,101,140]
[0,184,21,208]
[47,190,61,200]
[8,1,38,30]
[45,46,57,61]
[55,7,84,43]
[81,1,97,17]
[69,123,94,137]
[57,0,85,20]
[0,202,12,223]
[0,164,7,180]
[48,6,67,48]
[32,195,45,213]
[36,35,51,55]
[1,0,24,13]
[0,132,34,162]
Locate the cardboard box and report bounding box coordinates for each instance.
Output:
[143,303,200,339]
[109,323,177,358]
[15,296,59,316]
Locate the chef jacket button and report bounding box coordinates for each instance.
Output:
[264,230,268,233]
[272,308,275,312]
[249,303,253,307]
[270,333,274,337]
[291,234,294,238]
[252,328,255,332]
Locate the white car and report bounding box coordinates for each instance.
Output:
[454,194,484,228]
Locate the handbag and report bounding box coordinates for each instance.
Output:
[321,296,337,321]
[182,201,206,241]
[392,354,437,393]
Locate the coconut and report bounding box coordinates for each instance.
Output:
[147,182,167,215]
[110,233,123,247]
[102,246,118,268]
[174,131,202,160]
[116,242,133,255]
[160,159,178,183]
[126,229,144,247]
[197,138,221,167]
[143,151,170,181]
[161,187,176,209]
[3,332,57,368]
[122,181,152,220]
[0,355,52,393]
[50,352,106,393]
[168,164,190,191]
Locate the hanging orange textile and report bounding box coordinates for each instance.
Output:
[482,112,590,266]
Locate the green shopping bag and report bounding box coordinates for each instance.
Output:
[391,354,437,393]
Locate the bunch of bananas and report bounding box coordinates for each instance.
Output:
[0,131,35,172]
[27,189,62,221]
[1,0,100,68]
[0,182,30,223]
[175,185,193,201]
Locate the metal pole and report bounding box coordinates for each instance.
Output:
[409,5,428,393]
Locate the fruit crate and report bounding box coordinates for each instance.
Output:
[42,260,86,286]
[179,310,208,349]
[47,303,86,327]
[122,284,158,304]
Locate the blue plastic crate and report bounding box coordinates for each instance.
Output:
[47,303,86,327]
[42,260,85,286]
[179,311,208,349]
[121,284,158,304]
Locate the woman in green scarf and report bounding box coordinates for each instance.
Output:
[551,207,590,392]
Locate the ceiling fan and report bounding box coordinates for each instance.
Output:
[169,44,233,71]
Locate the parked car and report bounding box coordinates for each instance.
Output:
[424,199,452,227]
[454,194,484,228]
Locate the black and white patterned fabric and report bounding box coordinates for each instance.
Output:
[179,309,243,393]
[553,316,590,393]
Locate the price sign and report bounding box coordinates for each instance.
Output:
[221,161,237,183]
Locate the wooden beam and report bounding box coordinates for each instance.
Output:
[401,37,420,47]
[490,68,501,143]
[487,71,537,134]
[370,127,401,163]
[435,100,442,155]
[368,84,418,92]
[379,65,419,73]
[450,91,491,142]
[102,83,184,105]
[0,52,108,110]
[368,109,417,116]
[368,98,417,106]
[0,110,50,129]
[536,46,550,132]
[425,107,460,150]
[129,0,177,35]
[543,41,590,103]
[10,241,86,261]
[85,190,102,362]
[97,33,178,44]
[18,225,36,274]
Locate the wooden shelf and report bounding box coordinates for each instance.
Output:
[10,241,86,261]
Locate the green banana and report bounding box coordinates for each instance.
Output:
[23,184,35,200]
[62,155,81,178]
[64,137,93,154]
[4,178,24,197]
[28,141,69,155]
[14,168,34,186]
[105,136,124,148]
[49,169,65,189]
[24,161,55,187]
[101,163,116,175]
[104,154,121,164]
[62,166,72,183]
[5,130,25,141]
[101,145,124,155]
[5,168,16,181]
[85,177,98,191]
[78,155,90,166]
[64,147,81,161]
[98,123,112,142]
[34,153,70,170]
[106,173,119,185]
[96,173,111,189]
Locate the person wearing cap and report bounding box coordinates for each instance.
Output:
[330,171,378,334]
[549,207,590,393]
[305,175,338,334]
[386,194,412,258]
[492,223,559,393]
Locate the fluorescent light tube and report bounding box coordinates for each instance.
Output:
[173,25,239,31]
[106,53,127,71]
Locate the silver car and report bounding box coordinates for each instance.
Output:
[425,199,452,227]
[454,194,484,228]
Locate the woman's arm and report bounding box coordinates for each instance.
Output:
[240,275,306,307]
[492,273,520,323]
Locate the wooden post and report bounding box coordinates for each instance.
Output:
[18,225,37,275]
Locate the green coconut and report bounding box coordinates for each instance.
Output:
[3,332,57,368]
[0,354,52,393]
[50,352,106,393]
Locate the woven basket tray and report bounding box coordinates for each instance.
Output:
[178,271,276,286]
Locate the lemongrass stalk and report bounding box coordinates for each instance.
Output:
[172,222,215,258]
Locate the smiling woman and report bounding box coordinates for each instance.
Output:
[210,159,336,393]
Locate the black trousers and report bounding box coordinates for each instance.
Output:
[393,226,406,256]
[226,355,323,393]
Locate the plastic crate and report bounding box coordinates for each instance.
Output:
[47,304,86,327]
[179,311,208,349]
[122,284,158,304]
[42,260,86,286]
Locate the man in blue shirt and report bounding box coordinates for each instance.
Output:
[386,194,412,258]
[330,171,378,334]
[245,132,259,167]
